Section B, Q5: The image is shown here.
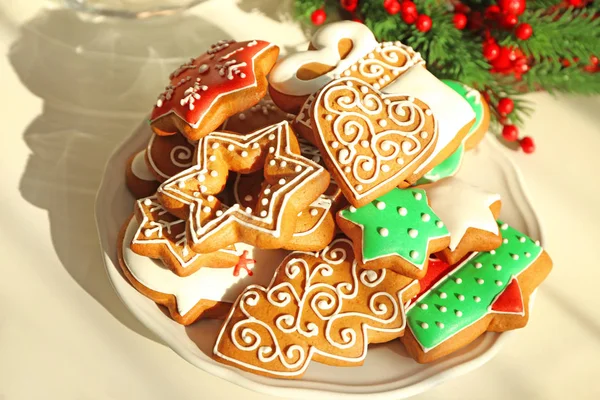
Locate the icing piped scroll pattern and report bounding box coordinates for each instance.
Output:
[213,238,417,378]
[314,77,437,200]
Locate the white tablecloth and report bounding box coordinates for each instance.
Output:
[1,0,599,398]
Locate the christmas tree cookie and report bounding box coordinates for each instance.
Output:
[336,187,451,279]
[401,221,553,363]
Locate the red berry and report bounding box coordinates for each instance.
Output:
[515,23,533,40]
[401,10,418,24]
[498,98,515,115]
[311,9,326,25]
[498,0,526,16]
[590,55,599,65]
[341,0,358,12]
[520,136,535,153]
[484,5,501,20]
[483,42,500,61]
[567,0,584,7]
[500,13,519,29]
[401,1,417,15]
[453,13,468,30]
[416,14,433,32]
[502,125,519,142]
[385,0,401,14]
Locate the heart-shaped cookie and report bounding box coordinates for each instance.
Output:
[312,77,438,207]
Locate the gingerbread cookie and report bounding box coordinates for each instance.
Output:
[130,196,240,276]
[423,178,503,265]
[157,121,330,253]
[150,40,279,140]
[126,150,160,199]
[119,215,290,325]
[401,222,552,363]
[213,238,418,378]
[232,171,335,251]
[337,187,451,279]
[312,77,438,207]
[146,133,196,182]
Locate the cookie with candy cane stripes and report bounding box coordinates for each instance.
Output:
[422,178,503,265]
[130,196,239,276]
[126,150,160,199]
[157,121,330,254]
[401,222,552,363]
[336,187,451,279]
[150,40,279,141]
[312,77,439,207]
[118,215,290,325]
[232,171,335,251]
[213,237,418,378]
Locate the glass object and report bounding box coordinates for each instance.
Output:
[62,0,205,18]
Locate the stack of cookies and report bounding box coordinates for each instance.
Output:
[118,22,552,378]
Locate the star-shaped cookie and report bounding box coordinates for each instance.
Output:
[157,121,330,254]
[150,40,279,140]
[130,195,238,276]
[422,178,502,264]
[336,187,450,279]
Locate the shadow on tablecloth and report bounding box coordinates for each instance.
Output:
[9,7,229,343]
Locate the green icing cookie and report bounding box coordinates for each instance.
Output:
[406,221,543,351]
[338,188,449,270]
[417,81,485,185]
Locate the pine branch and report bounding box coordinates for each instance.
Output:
[499,9,600,62]
[523,62,600,94]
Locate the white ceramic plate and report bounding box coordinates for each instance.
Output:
[95,122,544,399]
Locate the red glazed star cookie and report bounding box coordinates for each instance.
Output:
[422,178,503,265]
[118,215,290,325]
[401,222,552,363]
[213,238,418,378]
[157,121,330,253]
[150,40,279,140]
[232,170,335,251]
[312,77,438,207]
[130,196,239,276]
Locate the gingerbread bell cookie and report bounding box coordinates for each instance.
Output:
[213,238,418,378]
[150,39,279,140]
[402,222,552,363]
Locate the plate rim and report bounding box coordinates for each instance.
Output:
[94,126,544,399]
